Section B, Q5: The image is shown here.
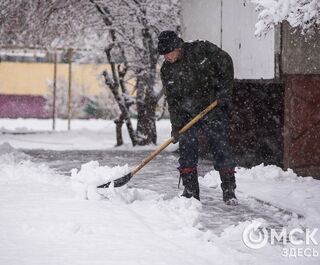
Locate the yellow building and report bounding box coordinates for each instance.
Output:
[0,61,109,96]
[0,48,137,118]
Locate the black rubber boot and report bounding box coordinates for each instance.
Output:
[219,168,238,205]
[179,167,200,200]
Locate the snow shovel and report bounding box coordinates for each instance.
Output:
[97,100,218,188]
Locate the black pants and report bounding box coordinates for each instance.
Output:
[178,117,236,172]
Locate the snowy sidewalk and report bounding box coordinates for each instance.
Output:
[1,144,319,264]
[0,118,174,151]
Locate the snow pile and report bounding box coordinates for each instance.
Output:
[236,163,301,182]
[218,218,269,248]
[213,218,293,264]
[70,159,203,228]
[199,170,220,188]
[199,163,303,188]
[200,164,320,236]
[70,160,202,231]
[0,143,66,186]
[237,164,320,225]
[0,142,30,162]
[104,185,162,203]
[157,196,202,228]
[0,142,16,154]
[71,161,130,200]
[0,151,230,265]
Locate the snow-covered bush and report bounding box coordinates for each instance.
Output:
[45,77,119,119]
[85,90,120,119]
[45,77,87,119]
[252,0,320,36]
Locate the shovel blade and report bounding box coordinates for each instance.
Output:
[97,172,133,189]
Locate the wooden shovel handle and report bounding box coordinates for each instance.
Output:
[131,100,218,176]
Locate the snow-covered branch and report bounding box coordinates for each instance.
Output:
[252,0,320,36]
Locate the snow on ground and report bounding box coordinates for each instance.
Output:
[200,165,320,228]
[1,120,320,264]
[0,144,318,264]
[71,161,130,200]
[235,165,320,229]
[200,166,320,248]
[0,143,267,265]
[0,118,175,151]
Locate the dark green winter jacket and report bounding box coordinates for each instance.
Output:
[160,40,234,132]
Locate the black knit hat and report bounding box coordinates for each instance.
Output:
[157,31,184,55]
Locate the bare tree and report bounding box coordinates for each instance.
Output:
[89,0,180,145]
[0,0,100,48]
[0,0,180,146]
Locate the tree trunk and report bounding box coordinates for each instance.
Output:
[135,25,159,145]
[103,70,137,147]
[114,116,124,146]
[135,72,157,145]
[103,47,136,146]
[114,62,134,147]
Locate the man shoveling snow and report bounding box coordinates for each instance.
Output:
[158,31,237,205]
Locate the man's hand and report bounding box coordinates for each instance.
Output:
[217,98,230,111]
[171,130,180,144]
[217,98,227,106]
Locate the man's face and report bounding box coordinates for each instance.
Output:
[164,48,181,63]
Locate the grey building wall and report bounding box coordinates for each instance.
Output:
[282,23,320,75]
[180,0,221,44]
[180,0,275,79]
